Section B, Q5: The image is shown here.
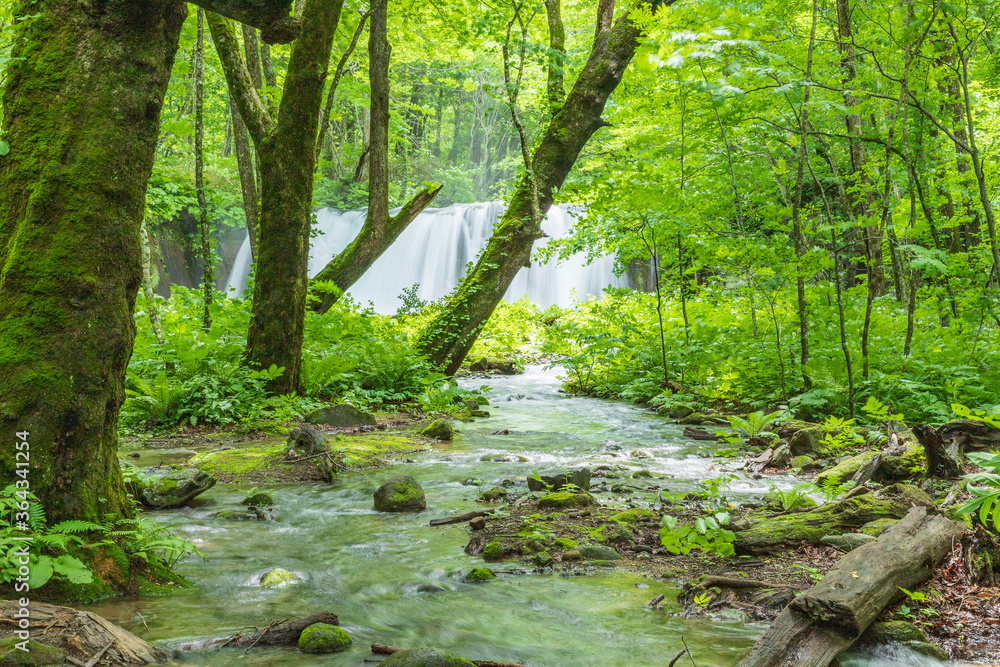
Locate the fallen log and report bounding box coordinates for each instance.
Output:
[222,612,338,647]
[735,506,964,667]
[0,601,167,665]
[683,426,723,441]
[371,643,527,667]
[429,510,492,526]
[939,420,1000,453]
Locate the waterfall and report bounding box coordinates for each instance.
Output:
[224,202,629,314]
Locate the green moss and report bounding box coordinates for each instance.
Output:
[483,541,504,562]
[374,474,426,512]
[241,491,275,506]
[861,518,898,537]
[298,623,351,653]
[554,537,578,549]
[0,638,65,666]
[610,509,655,523]
[260,568,300,588]
[814,451,879,487]
[538,492,592,509]
[464,567,496,582]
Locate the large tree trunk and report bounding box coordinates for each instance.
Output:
[0,0,186,523]
[211,0,344,394]
[418,0,675,374]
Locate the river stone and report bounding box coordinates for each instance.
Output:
[663,404,695,420]
[305,403,376,427]
[260,568,299,588]
[241,491,274,506]
[527,468,591,492]
[141,468,216,509]
[820,533,876,551]
[632,469,653,479]
[862,620,928,644]
[678,413,729,426]
[298,623,351,653]
[0,638,65,666]
[536,551,554,566]
[374,475,426,512]
[381,647,476,666]
[464,568,496,583]
[215,509,259,521]
[537,492,592,509]
[287,424,327,455]
[420,419,454,441]
[481,454,529,463]
[770,444,792,467]
[579,545,619,560]
[562,549,582,561]
[789,455,816,470]
[478,487,507,502]
[483,541,504,561]
[789,426,825,455]
[469,516,486,531]
[469,357,517,375]
[814,450,879,487]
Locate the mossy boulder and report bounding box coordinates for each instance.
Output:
[527,468,591,492]
[899,641,948,660]
[663,404,695,420]
[537,492,592,509]
[0,638,65,666]
[374,474,426,512]
[632,469,653,479]
[554,537,578,549]
[535,551,554,566]
[483,541,504,562]
[789,455,816,470]
[579,545,619,560]
[878,446,925,481]
[789,427,825,456]
[610,508,655,523]
[734,484,933,554]
[140,468,216,509]
[814,450,879,487]
[819,533,876,550]
[241,491,274,506]
[477,487,507,502]
[382,647,477,666]
[215,509,259,521]
[861,621,927,644]
[305,403,376,428]
[260,568,299,588]
[464,568,496,583]
[298,623,352,653]
[861,518,898,537]
[420,419,454,441]
[770,444,792,467]
[678,413,729,426]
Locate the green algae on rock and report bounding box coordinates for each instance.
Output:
[374,474,426,512]
[419,418,455,440]
[382,647,477,666]
[537,492,592,509]
[464,568,496,583]
[298,623,352,653]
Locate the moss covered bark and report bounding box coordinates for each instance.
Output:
[0,1,187,522]
[418,0,676,374]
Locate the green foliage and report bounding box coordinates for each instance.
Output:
[765,482,817,511]
[729,410,782,441]
[820,416,865,456]
[955,451,1000,533]
[659,511,736,557]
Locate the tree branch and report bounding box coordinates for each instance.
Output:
[206,12,274,144]
[316,10,372,162]
[543,0,565,114]
[189,0,300,43]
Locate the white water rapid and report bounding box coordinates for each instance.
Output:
[224,202,629,313]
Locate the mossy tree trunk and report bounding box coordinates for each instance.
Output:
[0,0,294,523]
[210,0,344,394]
[417,0,676,374]
[0,0,188,523]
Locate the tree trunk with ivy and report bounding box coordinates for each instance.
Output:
[417,0,676,374]
[0,0,293,524]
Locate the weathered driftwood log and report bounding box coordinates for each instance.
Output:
[735,506,964,667]
[940,420,1000,452]
[683,426,723,441]
[429,510,492,526]
[911,425,962,478]
[371,643,527,667]
[0,601,167,665]
[733,484,934,554]
[223,612,338,647]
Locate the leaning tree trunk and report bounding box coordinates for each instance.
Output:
[0,0,293,523]
[418,0,676,374]
[0,0,187,523]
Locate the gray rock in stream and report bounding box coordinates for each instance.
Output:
[527,468,591,492]
[141,468,216,509]
[579,545,620,560]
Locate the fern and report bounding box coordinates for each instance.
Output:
[50,520,105,534]
[729,410,782,440]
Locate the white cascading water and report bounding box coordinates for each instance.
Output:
[224,201,629,314]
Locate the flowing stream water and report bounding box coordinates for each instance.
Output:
[91,367,952,666]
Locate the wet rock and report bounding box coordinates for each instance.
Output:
[462,478,484,487]
[770,444,792,467]
[750,448,774,467]
[789,426,825,456]
[469,516,487,531]
[536,552,554,566]
[788,455,817,471]
[470,410,491,418]
[0,638,65,666]
[862,620,928,644]
[537,492,592,509]
[305,403,376,428]
[287,424,327,455]
[411,583,447,594]
[215,509,260,521]
[298,623,351,653]
[861,518,898,537]
[477,487,507,502]
[562,549,582,561]
[382,647,477,666]
[629,450,653,459]
[579,545,619,560]
[481,454,529,463]
[900,641,948,660]
[678,413,729,426]
[527,468,591,492]
[663,404,695,420]
[820,533,877,551]
[374,474,426,512]
[464,568,496,583]
[241,491,274,506]
[141,468,216,509]
[501,478,516,487]
[260,568,299,588]
[483,541,504,562]
[419,419,454,441]
[632,469,653,479]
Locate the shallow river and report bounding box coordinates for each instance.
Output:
[89,366,951,666]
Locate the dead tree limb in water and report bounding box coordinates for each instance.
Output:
[735,506,964,667]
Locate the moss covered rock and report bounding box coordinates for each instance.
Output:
[862,620,928,644]
[298,623,351,653]
[260,568,299,588]
[632,469,653,479]
[0,638,65,666]
[382,648,477,666]
[374,474,427,512]
[477,487,507,502]
[535,551,554,566]
[879,446,925,481]
[306,403,376,427]
[241,491,274,506]
[554,537,578,549]
[579,545,619,560]
[814,451,879,487]
[861,518,898,537]
[527,468,591,492]
[537,492,592,509]
[900,641,948,660]
[420,419,455,441]
[610,509,655,523]
[483,541,504,562]
[215,509,260,521]
[663,404,695,420]
[789,427,825,456]
[678,413,729,426]
[464,568,496,583]
[140,468,216,509]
